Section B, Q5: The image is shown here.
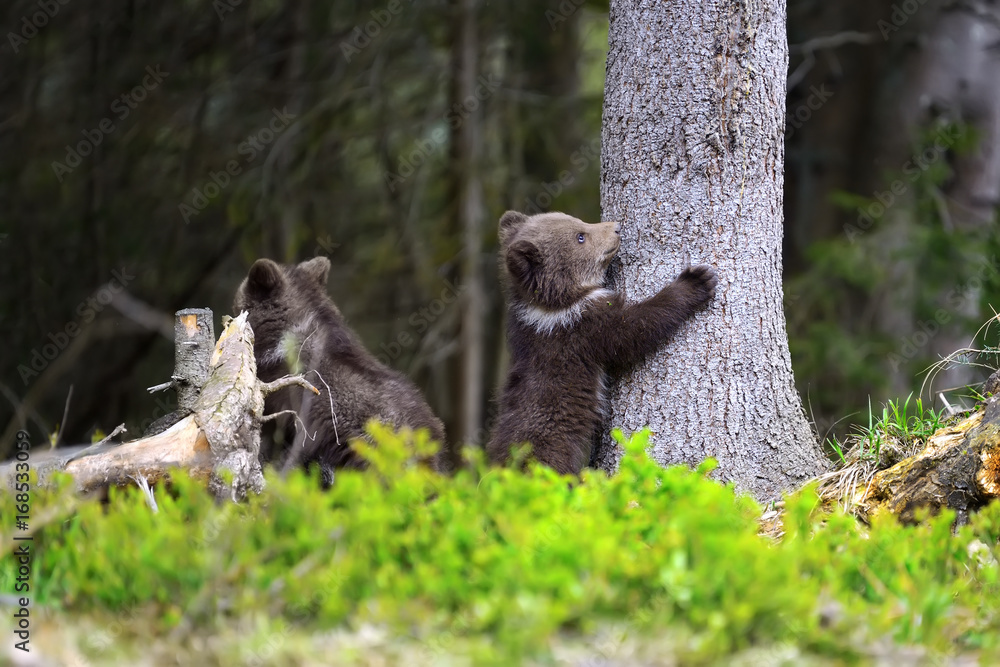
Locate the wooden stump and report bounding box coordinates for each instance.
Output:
[144,308,215,436]
[1,311,317,501]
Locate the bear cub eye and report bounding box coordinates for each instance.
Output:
[577,233,586,244]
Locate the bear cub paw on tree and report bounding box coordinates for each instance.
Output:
[486,210,718,475]
[233,257,447,483]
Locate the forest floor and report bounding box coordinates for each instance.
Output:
[4,426,1000,666]
[8,609,982,666]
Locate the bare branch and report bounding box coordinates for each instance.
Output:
[109,289,174,339]
[789,31,877,55]
[261,375,319,396]
[53,385,74,449]
[788,32,876,90]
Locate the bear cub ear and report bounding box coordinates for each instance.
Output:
[505,239,542,295]
[246,258,285,296]
[298,256,331,287]
[498,210,529,244]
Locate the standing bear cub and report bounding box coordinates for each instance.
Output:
[486,211,718,475]
[233,257,446,480]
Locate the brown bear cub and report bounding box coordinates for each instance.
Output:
[486,211,718,475]
[233,257,446,482]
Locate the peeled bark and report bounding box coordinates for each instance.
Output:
[1,417,211,495]
[597,0,827,499]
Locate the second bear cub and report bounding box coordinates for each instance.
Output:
[486,211,718,474]
[233,257,446,480]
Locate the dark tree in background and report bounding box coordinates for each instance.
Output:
[1,0,998,461]
[867,1,1000,397]
[784,0,1000,436]
[453,0,487,450]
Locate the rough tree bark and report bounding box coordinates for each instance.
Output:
[596,0,827,499]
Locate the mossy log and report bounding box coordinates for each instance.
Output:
[1,311,317,501]
[861,399,1000,524]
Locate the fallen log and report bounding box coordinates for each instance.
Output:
[861,397,1000,524]
[1,310,317,501]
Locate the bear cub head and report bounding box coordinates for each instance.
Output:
[232,256,336,376]
[498,210,620,313]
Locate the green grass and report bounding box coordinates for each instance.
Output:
[827,393,949,469]
[860,393,944,462]
[3,426,1000,664]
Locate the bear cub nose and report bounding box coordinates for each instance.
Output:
[614,222,621,234]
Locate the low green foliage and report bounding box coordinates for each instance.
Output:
[846,393,947,466]
[4,427,1000,663]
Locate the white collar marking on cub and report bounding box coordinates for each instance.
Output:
[515,288,614,336]
[261,315,318,368]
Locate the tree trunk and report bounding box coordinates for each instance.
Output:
[597,0,827,499]
[456,0,487,446]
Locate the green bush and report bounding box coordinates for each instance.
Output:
[3,427,1000,663]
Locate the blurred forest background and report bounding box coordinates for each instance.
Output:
[2,0,1000,461]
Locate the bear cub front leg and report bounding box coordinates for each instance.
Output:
[669,265,719,311]
[608,264,719,369]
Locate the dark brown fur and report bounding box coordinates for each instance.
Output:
[233,257,446,481]
[486,211,718,474]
